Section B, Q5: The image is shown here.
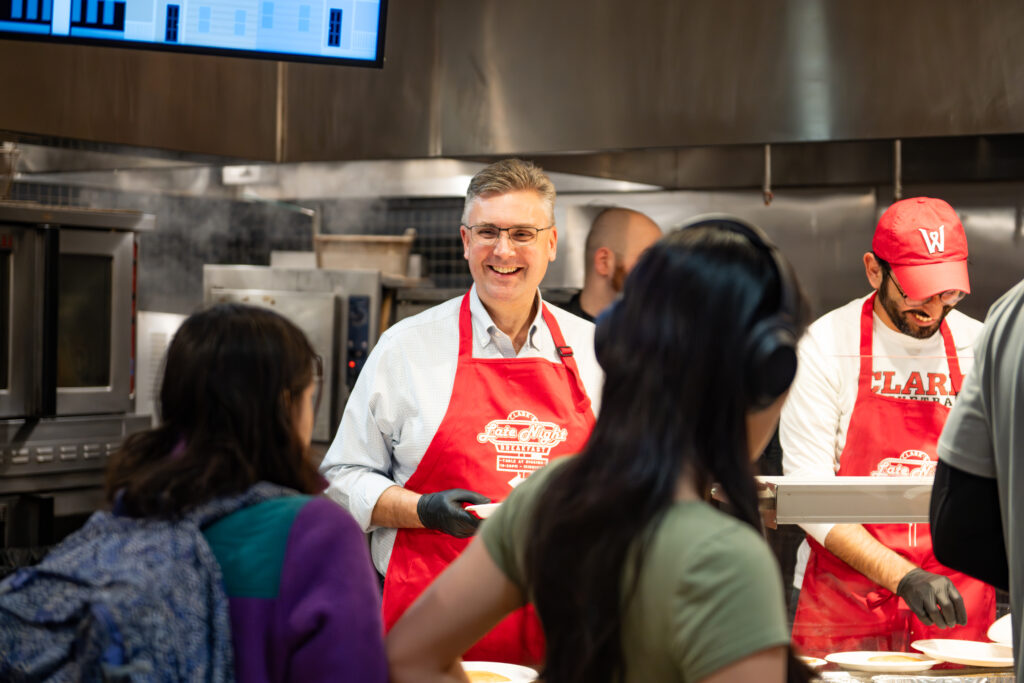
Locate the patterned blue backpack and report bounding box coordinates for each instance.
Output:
[0,482,294,682]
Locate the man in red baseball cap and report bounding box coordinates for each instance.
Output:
[870,197,972,339]
[780,197,995,657]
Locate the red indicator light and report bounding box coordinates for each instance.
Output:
[348,361,356,368]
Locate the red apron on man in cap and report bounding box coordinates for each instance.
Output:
[792,295,995,657]
[382,293,595,666]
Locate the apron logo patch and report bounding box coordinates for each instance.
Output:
[477,410,568,487]
[870,449,936,477]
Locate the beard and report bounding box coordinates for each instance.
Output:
[878,279,953,339]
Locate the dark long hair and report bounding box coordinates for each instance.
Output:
[106,303,323,517]
[524,227,811,683]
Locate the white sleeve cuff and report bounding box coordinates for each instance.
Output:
[801,522,835,546]
[325,471,398,533]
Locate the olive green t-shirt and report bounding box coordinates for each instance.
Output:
[481,459,790,683]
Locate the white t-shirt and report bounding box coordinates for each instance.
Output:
[319,285,604,574]
[779,294,983,584]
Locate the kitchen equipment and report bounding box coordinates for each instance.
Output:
[203,265,383,442]
[744,476,935,525]
[0,201,154,549]
[314,228,416,278]
[0,201,150,418]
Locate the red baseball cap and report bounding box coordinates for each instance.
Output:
[872,197,970,300]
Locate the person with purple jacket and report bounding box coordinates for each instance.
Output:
[104,303,388,682]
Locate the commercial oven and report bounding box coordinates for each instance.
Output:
[203,265,383,444]
[0,202,154,549]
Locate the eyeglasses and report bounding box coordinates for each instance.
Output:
[464,224,553,245]
[886,270,966,307]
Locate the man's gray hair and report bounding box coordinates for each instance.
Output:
[462,159,556,225]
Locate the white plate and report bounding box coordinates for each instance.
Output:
[988,613,1013,645]
[461,661,538,682]
[912,639,1014,667]
[466,503,501,519]
[825,651,939,672]
[798,656,827,669]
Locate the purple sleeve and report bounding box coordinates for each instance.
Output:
[277,496,388,683]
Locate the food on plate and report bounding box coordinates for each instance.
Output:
[825,650,939,673]
[868,654,924,663]
[465,672,512,683]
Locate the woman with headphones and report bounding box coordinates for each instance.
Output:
[387,223,814,683]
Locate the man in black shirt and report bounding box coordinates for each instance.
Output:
[564,207,661,322]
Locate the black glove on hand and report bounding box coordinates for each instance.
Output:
[896,568,968,628]
[417,488,491,538]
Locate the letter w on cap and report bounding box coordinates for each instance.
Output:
[918,225,945,254]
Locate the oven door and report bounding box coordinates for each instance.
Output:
[0,226,41,418]
[55,229,134,415]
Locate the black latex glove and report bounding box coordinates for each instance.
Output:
[896,568,968,628]
[416,488,491,538]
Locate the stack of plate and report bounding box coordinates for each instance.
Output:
[911,639,1013,668]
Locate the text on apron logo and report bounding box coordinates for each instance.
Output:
[870,449,936,477]
[477,410,568,486]
[871,371,955,405]
[918,224,945,254]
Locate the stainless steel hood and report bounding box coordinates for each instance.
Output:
[4,0,1024,163]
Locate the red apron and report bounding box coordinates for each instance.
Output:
[792,295,995,658]
[381,293,596,665]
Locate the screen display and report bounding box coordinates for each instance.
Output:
[57,253,112,388]
[0,0,386,66]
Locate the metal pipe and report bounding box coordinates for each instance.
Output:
[894,139,903,201]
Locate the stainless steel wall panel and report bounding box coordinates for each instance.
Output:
[438,0,1024,156]
[5,2,1024,160]
[282,1,441,162]
[547,189,878,320]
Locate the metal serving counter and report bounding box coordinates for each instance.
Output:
[711,476,935,527]
[754,476,935,527]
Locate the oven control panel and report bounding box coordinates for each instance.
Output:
[347,295,371,389]
[0,440,121,469]
[0,414,151,495]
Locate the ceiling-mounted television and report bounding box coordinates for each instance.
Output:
[0,0,387,67]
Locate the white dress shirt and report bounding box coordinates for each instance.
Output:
[320,285,604,574]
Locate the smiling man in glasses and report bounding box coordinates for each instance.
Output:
[318,158,602,665]
[780,197,995,658]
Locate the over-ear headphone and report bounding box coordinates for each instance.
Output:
[682,215,800,409]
